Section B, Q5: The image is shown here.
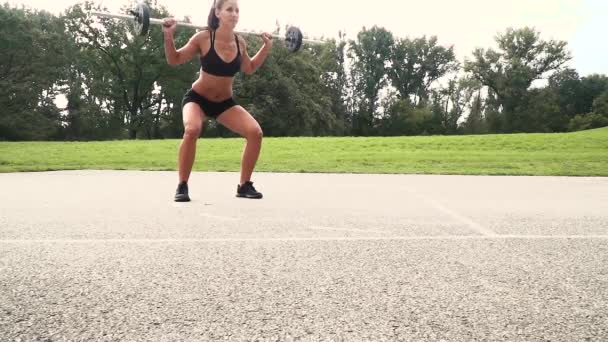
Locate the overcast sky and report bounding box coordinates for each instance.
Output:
[9,0,608,76]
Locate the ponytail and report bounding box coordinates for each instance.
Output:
[207,0,219,29]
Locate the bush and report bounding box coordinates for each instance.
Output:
[568,112,608,132]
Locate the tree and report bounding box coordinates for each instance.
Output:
[233,35,336,136]
[579,74,608,114]
[566,81,608,131]
[63,0,178,139]
[521,88,562,132]
[548,68,581,115]
[348,26,394,135]
[317,31,350,135]
[436,76,481,134]
[462,88,488,134]
[378,95,434,136]
[0,4,68,140]
[568,113,608,131]
[389,36,459,106]
[592,90,608,117]
[464,27,571,132]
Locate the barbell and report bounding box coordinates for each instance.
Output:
[90,3,324,52]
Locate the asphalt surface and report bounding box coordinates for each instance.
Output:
[1,171,607,341]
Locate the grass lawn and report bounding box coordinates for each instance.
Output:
[1,127,607,176]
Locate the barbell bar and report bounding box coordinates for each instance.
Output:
[89,3,325,52]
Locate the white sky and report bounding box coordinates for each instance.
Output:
[9,0,608,76]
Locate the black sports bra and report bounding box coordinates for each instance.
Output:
[200,30,241,77]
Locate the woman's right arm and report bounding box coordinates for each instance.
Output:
[163,18,204,65]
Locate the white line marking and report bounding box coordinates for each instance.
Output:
[309,225,386,234]
[421,198,498,236]
[1,235,607,243]
[200,213,239,221]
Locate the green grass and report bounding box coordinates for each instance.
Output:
[1,127,607,176]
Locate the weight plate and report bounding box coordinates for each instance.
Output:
[285,26,303,52]
[132,3,150,36]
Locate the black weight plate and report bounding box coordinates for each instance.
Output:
[132,3,150,36]
[285,26,303,52]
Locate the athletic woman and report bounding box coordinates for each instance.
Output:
[163,0,272,201]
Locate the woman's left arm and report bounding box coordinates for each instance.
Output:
[239,33,273,75]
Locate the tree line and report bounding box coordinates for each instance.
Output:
[2,0,607,141]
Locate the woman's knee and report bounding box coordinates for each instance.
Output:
[182,103,204,141]
[183,125,201,140]
[246,125,263,141]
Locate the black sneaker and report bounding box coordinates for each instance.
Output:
[236,181,263,199]
[174,181,190,202]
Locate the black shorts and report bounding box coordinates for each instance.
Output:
[181,88,237,118]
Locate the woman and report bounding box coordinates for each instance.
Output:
[163,0,272,201]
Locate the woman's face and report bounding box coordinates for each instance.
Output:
[216,0,240,28]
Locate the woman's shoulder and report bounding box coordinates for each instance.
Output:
[187,30,211,50]
[235,34,247,48]
[193,29,211,40]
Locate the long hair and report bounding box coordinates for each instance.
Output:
[207,0,225,29]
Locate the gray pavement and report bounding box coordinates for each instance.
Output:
[1,171,607,341]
